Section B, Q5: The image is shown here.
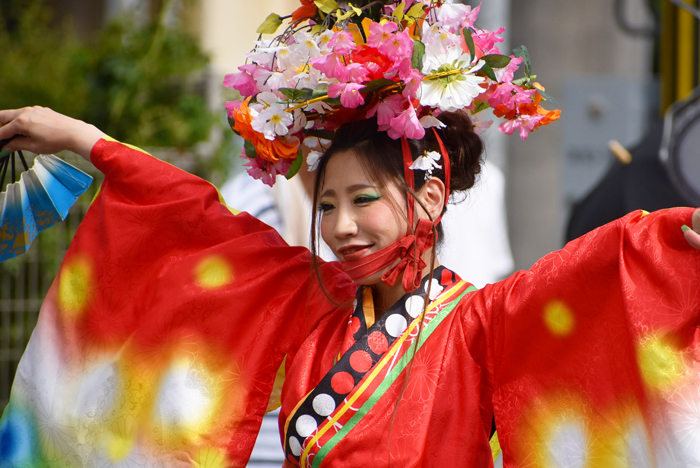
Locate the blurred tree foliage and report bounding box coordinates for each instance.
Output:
[0,0,217,150]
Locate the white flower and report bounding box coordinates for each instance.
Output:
[292,31,321,60]
[276,46,306,72]
[305,101,334,114]
[251,103,293,140]
[422,43,471,75]
[289,109,307,134]
[318,30,335,53]
[419,115,446,129]
[409,151,442,172]
[421,22,461,54]
[256,91,281,108]
[436,1,472,31]
[253,68,288,92]
[307,151,323,171]
[420,50,486,112]
[303,136,319,148]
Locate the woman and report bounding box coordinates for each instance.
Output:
[1,105,700,468]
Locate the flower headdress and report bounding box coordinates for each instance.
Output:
[225,0,560,186]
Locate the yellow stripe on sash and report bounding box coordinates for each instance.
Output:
[300,281,468,465]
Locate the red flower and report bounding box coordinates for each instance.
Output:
[349,45,395,81]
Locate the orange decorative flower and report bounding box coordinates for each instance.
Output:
[292,0,317,22]
[231,98,300,163]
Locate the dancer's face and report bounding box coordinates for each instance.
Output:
[319,150,407,285]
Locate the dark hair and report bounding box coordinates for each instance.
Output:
[310,110,484,254]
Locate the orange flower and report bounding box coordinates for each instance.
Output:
[292,0,317,22]
[492,90,560,131]
[535,107,561,129]
[256,135,299,162]
[230,98,258,142]
[230,98,299,163]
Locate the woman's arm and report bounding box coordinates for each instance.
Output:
[0,106,104,161]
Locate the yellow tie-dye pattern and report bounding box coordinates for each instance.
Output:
[638,334,685,391]
[543,300,575,337]
[58,256,93,317]
[195,255,234,290]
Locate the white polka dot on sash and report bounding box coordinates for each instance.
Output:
[312,393,336,417]
[404,295,425,318]
[296,414,318,438]
[385,314,408,337]
[425,278,443,300]
[288,436,302,456]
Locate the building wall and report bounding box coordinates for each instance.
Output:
[508,0,654,269]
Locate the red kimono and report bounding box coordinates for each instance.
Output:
[1,139,699,468]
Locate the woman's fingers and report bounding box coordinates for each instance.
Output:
[683,209,700,250]
[0,107,105,161]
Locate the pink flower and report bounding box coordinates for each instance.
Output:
[225,100,242,119]
[463,3,481,29]
[473,27,506,55]
[328,30,357,54]
[223,65,259,96]
[494,56,523,83]
[388,103,425,139]
[329,83,365,109]
[310,54,349,81]
[367,22,398,49]
[367,94,405,125]
[488,83,536,109]
[241,150,293,187]
[498,114,543,139]
[388,58,423,99]
[378,29,414,62]
[345,63,370,83]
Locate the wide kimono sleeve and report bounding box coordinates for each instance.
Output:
[467,208,700,466]
[0,139,355,468]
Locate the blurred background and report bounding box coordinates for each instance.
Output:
[0,0,698,464]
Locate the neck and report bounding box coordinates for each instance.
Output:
[370,253,440,319]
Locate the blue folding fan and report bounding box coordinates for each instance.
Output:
[0,149,93,262]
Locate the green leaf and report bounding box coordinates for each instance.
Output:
[0,149,10,159]
[278,87,314,101]
[473,101,490,114]
[463,28,475,64]
[350,4,362,15]
[394,2,406,21]
[478,63,498,82]
[481,54,511,69]
[323,97,342,106]
[285,150,304,179]
[411,40,425,71]
[314,0,339,14]
[361,78,396,93]
[312,84,330,98]
[537,89,558,108]
[406,2,425,18]
[256,13,283,35]
[513,45,531,76]
[244,139,258,158]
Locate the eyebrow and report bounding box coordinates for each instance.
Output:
[320,184,378,198]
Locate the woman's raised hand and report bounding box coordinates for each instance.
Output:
[0,107,105,162]
[684,209,700,250]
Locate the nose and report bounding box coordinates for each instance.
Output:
[333,205,358,239]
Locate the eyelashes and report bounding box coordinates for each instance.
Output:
[318,193,382,213]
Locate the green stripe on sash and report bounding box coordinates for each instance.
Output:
[312,286,476,468]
